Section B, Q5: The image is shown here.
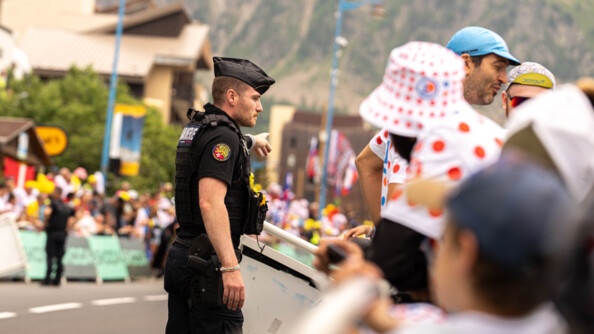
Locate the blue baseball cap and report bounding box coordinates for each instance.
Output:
[446,26,520,66]
[446,153,577,271]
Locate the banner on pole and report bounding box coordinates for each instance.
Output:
[109,104,146,176]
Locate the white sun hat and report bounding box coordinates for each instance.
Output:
[506,84,594,203]
[359,41,469,137]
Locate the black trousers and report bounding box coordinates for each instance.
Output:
[367,219,428,292]
[164,243,243,334]
[44,231,67,284]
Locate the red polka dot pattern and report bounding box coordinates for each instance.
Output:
[474,146,485,158]
[448,167,462,180]
[359,41,466,138]
[393,164,401,173]
[432,140,445,152]
[428,208,443,218]
[390,188,403,201]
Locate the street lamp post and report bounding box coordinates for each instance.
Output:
[100,0,126,183]
[318,0,383,218]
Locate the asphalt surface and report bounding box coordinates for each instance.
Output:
[0,278,167,334]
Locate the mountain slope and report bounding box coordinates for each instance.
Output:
[180,0,594,122]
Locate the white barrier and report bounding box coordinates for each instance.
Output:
[240,223,323,334]
[290,277,391,334]
[0,213,28,277]
[254,222,393,334]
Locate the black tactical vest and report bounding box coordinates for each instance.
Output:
[174,107,250,238]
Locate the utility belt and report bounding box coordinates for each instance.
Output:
[175,234,242,309]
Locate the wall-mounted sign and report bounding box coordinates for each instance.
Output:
[35,126,68,156]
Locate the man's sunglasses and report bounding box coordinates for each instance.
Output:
[507,94,531,108]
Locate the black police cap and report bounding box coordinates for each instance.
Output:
[213,57,275,95]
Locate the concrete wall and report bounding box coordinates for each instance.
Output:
[267,105,297,184]
[0,28,14,73]
[144,65,173,123]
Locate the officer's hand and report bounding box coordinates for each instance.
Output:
[221,270,245,310]
[252,132,272,157]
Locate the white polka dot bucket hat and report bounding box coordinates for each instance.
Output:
[360,41,468,137]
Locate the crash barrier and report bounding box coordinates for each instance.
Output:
[1,229,151,283]
[291,277,391,334]
[0,214,27,277]
[241,222,325,334]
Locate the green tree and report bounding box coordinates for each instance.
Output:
[0,66,179,194]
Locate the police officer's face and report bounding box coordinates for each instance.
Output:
[236,86,263,127]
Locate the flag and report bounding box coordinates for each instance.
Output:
[328,130,356,196]
[341,155,359,196]
[305,136,319,183]
[282,171,293,201]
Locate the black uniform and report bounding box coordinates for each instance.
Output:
[165,56,274,334]
[42,196,74,286]
[165,104,251,334]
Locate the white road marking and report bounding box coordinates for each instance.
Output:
[144,294,168,302]
[10,293,163,319]
[29,303,82,314]
[0,312,17,320]
[91,297,136,306]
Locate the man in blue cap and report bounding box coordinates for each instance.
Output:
[447,26,520,106]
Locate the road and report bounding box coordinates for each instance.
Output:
[0,278,167,334]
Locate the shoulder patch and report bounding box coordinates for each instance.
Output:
[212,143,231,161]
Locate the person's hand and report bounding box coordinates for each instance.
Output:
[313,239,365,275]
[341,225,372,240]
[221,270,245,310]
[252,132,272,157]
[314,238,384,294]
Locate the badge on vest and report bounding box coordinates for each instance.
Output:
[178,123,201,147]
[212,143,231,161]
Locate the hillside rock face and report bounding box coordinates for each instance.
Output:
[182,0,594,119]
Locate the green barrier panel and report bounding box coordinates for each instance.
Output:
[87,235,129,281]
[17,230,46,280]
[63,236,97,280]
[273,242,314,268]
[118,238,151,278]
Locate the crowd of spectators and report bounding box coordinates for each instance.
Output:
[260,182,370,246]
[0,166,364,276]
[0,167,176,277]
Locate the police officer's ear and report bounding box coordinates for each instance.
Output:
[226,88,239,106]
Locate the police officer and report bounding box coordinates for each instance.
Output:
[41,187,75,286]
[165,57,275,334]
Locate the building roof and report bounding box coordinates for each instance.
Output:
[2,1,191,35]
[88,2,191,33]
[1,0,117,34]
[0,117,52,166]
[18,23,211,82]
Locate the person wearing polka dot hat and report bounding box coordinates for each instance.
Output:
[342,128,407,239]
[358,41,504,302]
[502,61,556,118]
